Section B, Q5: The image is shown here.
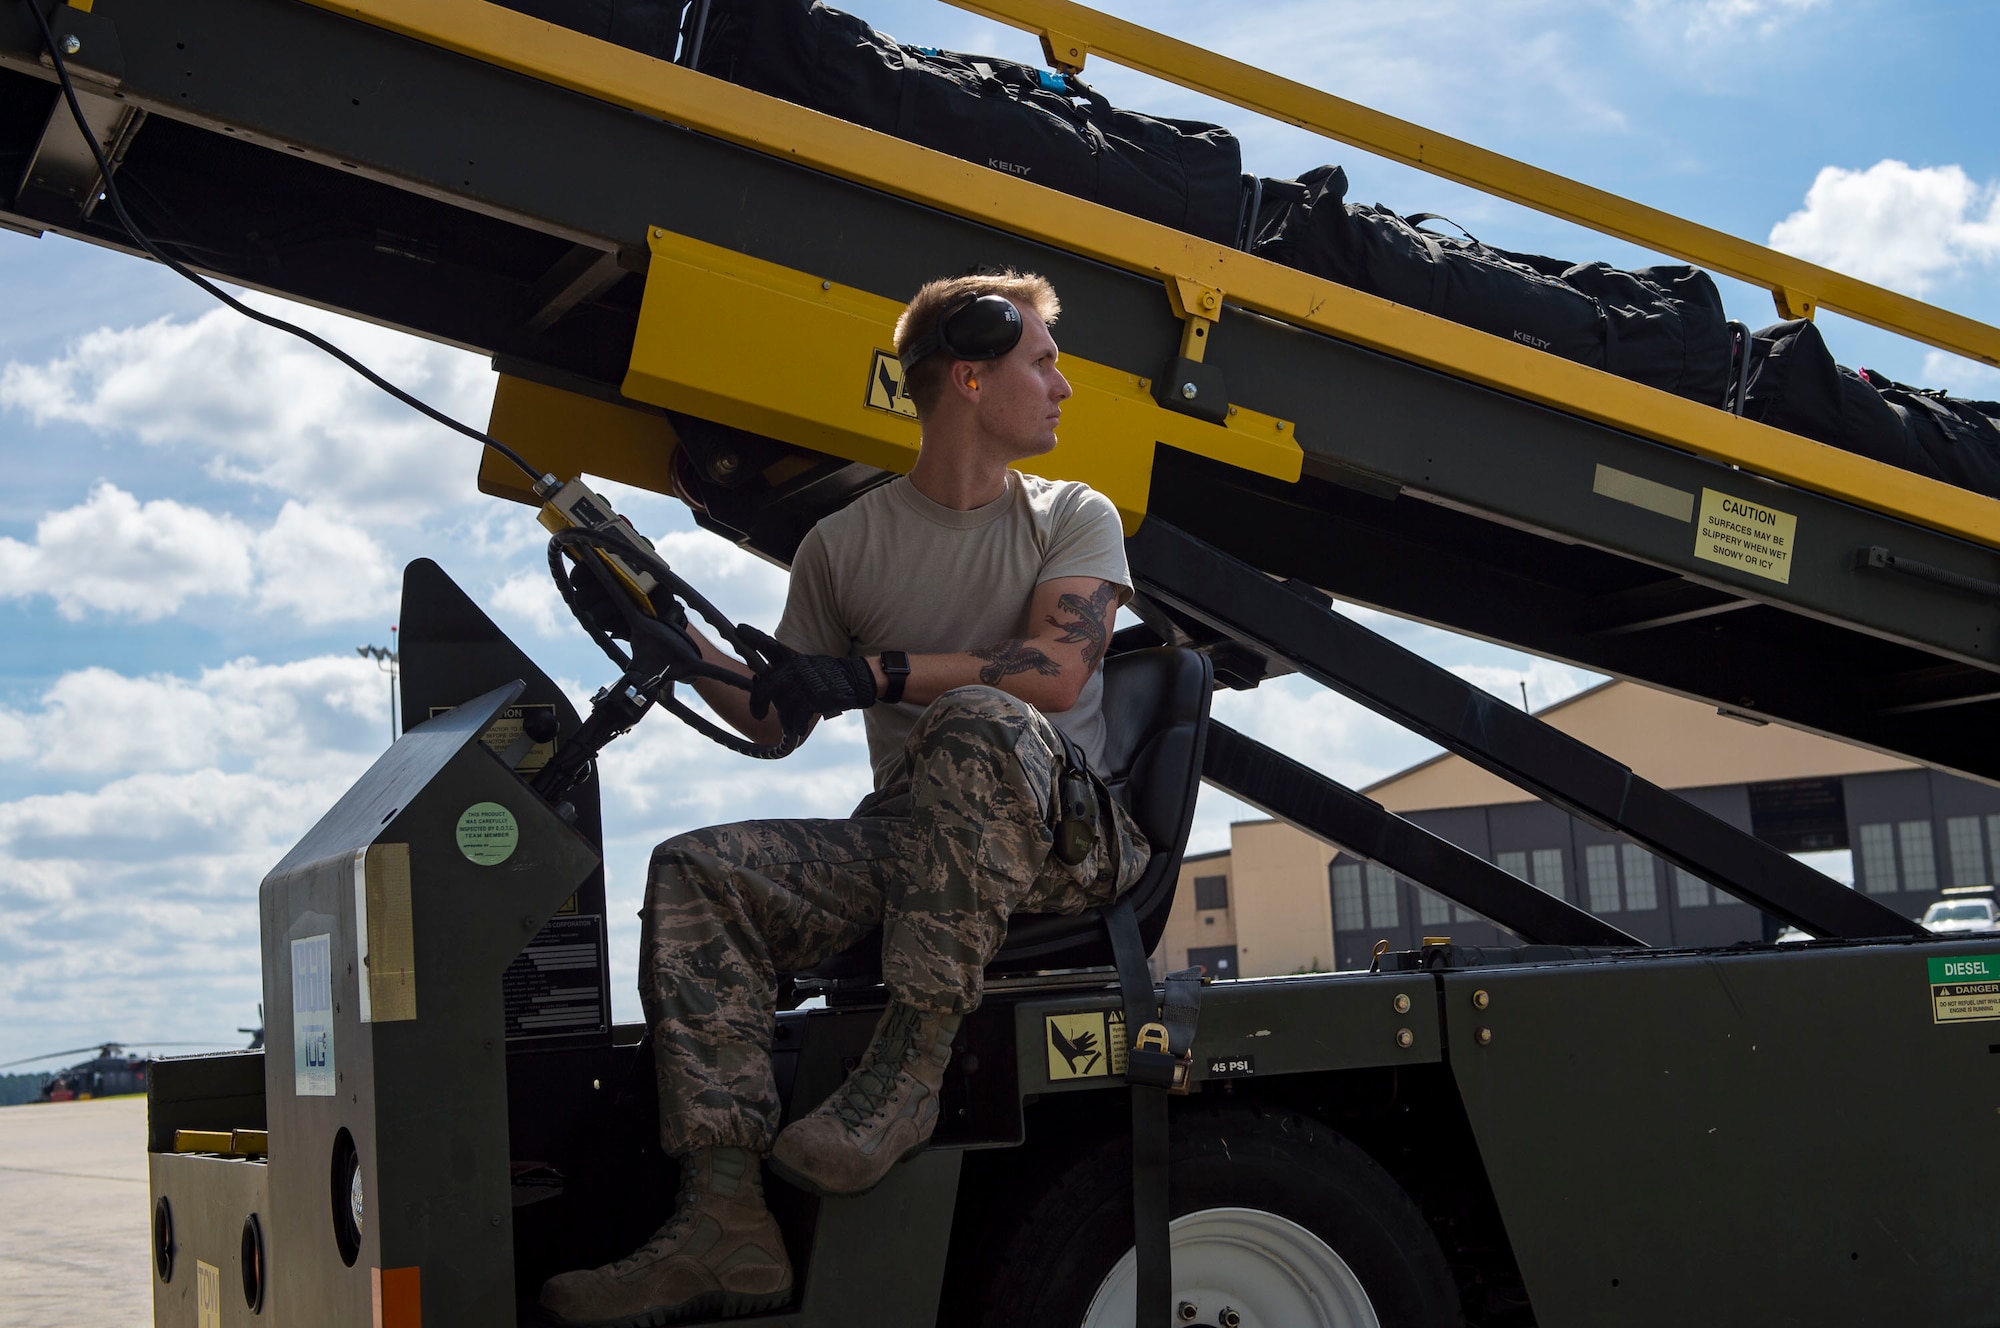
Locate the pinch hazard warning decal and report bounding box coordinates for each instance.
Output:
[864,350,919,419]
[1930,954,2000,1024]
[1045,1010,1128,1081]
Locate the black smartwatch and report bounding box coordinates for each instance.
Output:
[878,650,911,704]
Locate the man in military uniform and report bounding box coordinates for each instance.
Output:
[541,272,1149,1325]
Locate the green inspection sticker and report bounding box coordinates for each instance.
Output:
[1927,954,2000,1024]
[455,802,519,866]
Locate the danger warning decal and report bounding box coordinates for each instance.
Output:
[1930,954,2000,1024]
[1045,1010,1128,1081]
[864,350,919,419]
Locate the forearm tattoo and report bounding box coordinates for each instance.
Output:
[1045,582,1118,672]
[970,639,1063,685]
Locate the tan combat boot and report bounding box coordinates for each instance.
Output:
[539,1145,792,1326]
[769,1003,961,1197]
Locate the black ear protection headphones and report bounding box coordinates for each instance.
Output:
[897,293,1023,375]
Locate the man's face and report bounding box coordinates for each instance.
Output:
[965,306,1071,460]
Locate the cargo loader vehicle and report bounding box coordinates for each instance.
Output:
[4,0,1999,1323]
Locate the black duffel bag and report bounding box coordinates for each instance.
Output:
[1739,320,1944,481]
[1252,165,1732,405]
[690,0,1244,244]
[1861,369,2000,498]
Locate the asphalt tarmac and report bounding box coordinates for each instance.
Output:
[0,1095,152,1326]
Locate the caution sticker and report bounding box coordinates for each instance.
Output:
[1045,1010,1128,1081]
[863,349,919,419]
[433,703,559,774]
[1929,954,2000,1024]
[1693,489,1796,584]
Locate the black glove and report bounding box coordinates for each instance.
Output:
[738,625,878,735]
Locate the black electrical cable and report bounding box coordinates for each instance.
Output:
[22,0,548,489]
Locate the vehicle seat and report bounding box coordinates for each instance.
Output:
[802,647,1213,983]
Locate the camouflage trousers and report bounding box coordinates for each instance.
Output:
[640,685,1149,1155]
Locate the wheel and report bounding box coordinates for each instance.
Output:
[977,1105,1464,1328]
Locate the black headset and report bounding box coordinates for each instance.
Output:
[897,293,1023,375]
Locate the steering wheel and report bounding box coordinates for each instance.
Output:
[546,526,804,762]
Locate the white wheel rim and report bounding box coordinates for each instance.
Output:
[1080,1206,1380,1328]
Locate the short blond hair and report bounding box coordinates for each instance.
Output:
[893,272,1060,416]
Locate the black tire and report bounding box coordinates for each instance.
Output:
[977,1104,1464,1327]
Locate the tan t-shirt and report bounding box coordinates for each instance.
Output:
[776,471,1131,787]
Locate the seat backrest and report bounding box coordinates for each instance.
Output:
[985,646,1214,975]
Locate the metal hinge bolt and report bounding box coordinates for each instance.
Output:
[1177,1302,1198,1322]
[1180,382,1198,400]
[62,35,81,54]
[1219,1310,1242,1328]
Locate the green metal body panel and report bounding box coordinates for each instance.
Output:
[257,685,600,1324]
[1014,970,1442,1098]
[149,1152,271,1327]
[1440,940,2000,1326]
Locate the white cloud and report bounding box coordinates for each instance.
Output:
[0,293,495,518]
[1452,658,1602,713]
[0,655,386,776]
[0,482,252,619]
[1629,0,1825,40]
[1769,160,2000,295]
[250,501,399,624]
[1918,351,2000,400]
[490,569,569,639]
[0,483,395,624]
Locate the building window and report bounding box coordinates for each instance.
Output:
[1497,851,1527,880]
[1674,867,1711,908]
[1331,862,1365,932]
[1584,844,1621,913]
[1857,823,1897,893]
[1365,863,1400,928]
[1621,844,1659,911]
[1988,815,2000,879]
[1531,848,1567,900]
[1419,887,1451,926]
[1453,902,1477,923]
[1947,817,1986,887]
[1192,874,1229,911]
[1898,821,1938,894]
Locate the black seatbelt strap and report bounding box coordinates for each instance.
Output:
[1104,896,1206,1326]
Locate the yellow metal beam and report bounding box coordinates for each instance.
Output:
[945,0,2000,370]
[622,230,1301,534]
[480,373,678,507]
[298,0,2000,550]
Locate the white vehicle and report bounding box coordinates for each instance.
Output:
[1921,897,2000,933]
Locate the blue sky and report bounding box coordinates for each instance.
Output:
[4,0,1998,1068]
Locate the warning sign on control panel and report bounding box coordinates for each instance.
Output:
[1929,954,2000,1024]
[1693,489,1796,584]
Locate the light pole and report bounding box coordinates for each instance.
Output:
[357,626,399,744]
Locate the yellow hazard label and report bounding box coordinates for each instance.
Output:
[197,1260,220,1328]
[864,349,919,419]
[1045,1010,1128,1081]
[1693,489,1796,584]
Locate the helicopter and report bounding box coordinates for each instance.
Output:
[0,1014,264,1103]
